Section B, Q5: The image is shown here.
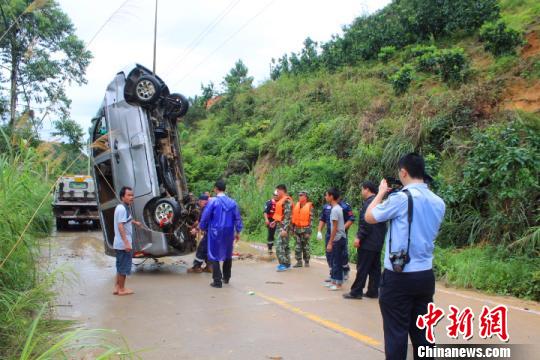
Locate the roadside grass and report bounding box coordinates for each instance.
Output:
[0,128,135,359]
[434,245,540,301]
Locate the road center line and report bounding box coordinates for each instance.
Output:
[255,291,383,349]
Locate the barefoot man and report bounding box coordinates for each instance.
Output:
[113,186,142,296]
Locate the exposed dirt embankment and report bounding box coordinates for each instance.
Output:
[503,79,540,113]
[503,30,540,113]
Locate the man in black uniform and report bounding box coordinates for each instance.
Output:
[263,191,278,255]
[343,181,386,300]
[188,194,211,273]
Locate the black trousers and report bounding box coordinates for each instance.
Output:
[211,259,232,285]
[267,220,276,250]
[379,269,435,360]
[350,249,381,297]
[193,234,208,267]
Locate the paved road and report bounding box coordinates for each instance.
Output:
[48,229,540,359]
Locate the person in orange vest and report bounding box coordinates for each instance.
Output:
[291,191,314,268]
[272,184,293,271]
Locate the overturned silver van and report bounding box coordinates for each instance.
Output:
[90,64,199,258]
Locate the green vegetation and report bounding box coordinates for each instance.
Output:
[480,21,524,56]
[0,1,125,358]
[181,0,540,300]
[434,246,540,300]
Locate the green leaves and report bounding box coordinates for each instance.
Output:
[0,0,92,127]
[479,20,524,56]
[390,64,414,95]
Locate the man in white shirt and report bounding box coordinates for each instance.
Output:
[113,186,142,296]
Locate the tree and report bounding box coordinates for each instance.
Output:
[222,59,253,95]
[201,81,215,102]
[299,37,319,73]
[51,117,84,152]
[0,0,92,128]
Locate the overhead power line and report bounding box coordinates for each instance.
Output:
[163,0,242,77]
[171,0,277,88]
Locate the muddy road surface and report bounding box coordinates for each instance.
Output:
[48,229,540,359]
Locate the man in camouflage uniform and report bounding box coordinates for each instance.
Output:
[292,191,314,268]
[273,184,293,272]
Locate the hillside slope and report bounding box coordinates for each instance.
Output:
[180,0,540,300]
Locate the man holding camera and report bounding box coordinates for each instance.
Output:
[365,153,445,360]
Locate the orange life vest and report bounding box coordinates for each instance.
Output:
[273,195,292,222]
[292,201,312,227]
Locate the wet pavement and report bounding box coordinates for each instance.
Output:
[46,229,540,359]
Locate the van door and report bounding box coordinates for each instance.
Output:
[105,92,135,192]
[129,117,153,197]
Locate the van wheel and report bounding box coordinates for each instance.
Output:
[164,93,189,119]
[134,75,160,104]
[153,198,181,227]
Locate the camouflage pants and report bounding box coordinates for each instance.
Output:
[294,227,311,262]
[276,225,291,266]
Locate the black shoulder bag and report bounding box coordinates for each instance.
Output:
[388,189,413,273]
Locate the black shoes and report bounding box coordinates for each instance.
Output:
[364,292,378,299]
[223,278,230,284]
[342,292,363,300]
[210,282,222,288]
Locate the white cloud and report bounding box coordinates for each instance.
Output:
[51,0,390,139]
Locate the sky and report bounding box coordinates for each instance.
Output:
[51,0,391,139]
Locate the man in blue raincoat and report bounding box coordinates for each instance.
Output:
[199,179,243,288]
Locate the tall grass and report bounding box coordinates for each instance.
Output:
[434,245,540,300]
[0,128,134,359]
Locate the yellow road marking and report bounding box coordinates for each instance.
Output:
[256,292,382,347]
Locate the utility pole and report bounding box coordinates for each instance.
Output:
[153,0,158,74]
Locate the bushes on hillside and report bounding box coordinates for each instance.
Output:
[391,65,414,95]
[270,0,500,79]
[479,20,524,56]
[378,46,396,63]
[436,48,469,83]
[438,119,540,246]
[412,46,470,84]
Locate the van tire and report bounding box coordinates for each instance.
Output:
[164,93,189,119]
[152,198,181,227]
[134,75,161,104]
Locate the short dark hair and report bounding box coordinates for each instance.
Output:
[119,186,132,199]
[398,153,426,180]
[276,184,287,192]
[361,181,377,194]
[215,179,226,191]
[326,187,340,200]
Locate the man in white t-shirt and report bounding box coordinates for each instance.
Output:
[113,186,142,296]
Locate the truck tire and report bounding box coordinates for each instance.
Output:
[56,219,67,231]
